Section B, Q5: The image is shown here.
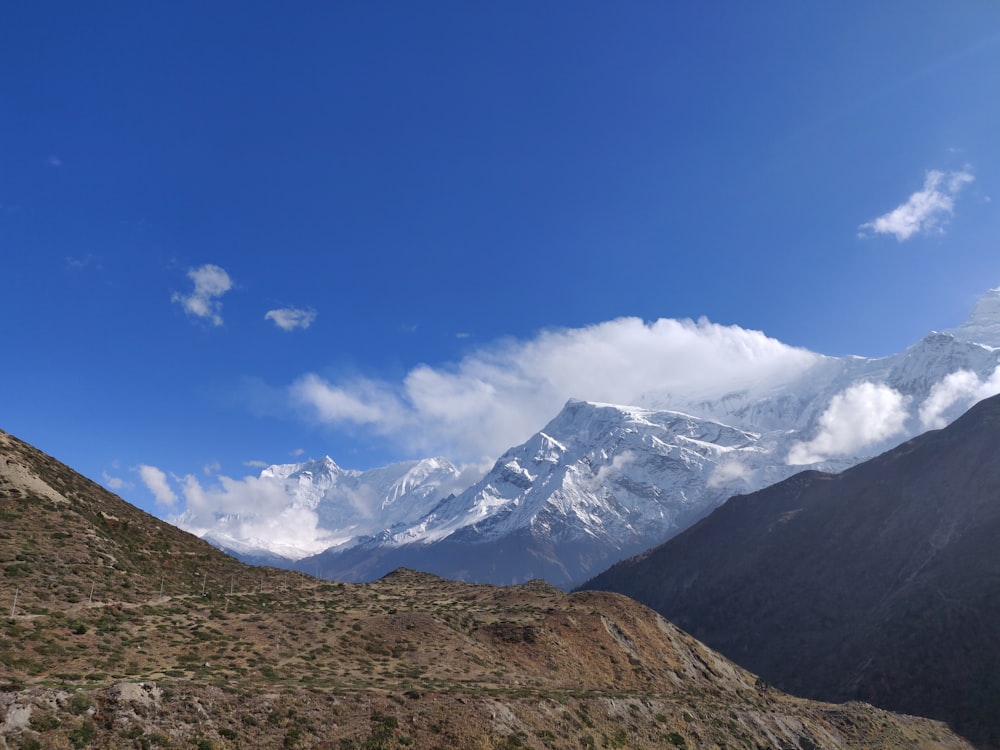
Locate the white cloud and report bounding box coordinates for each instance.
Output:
[172,264,233,326]
[244,459,268,468]
[292,317,821,462]
[137,464,179,507]
[176,473,339,557]
[291,374,407,427]
[860,168,974,241]
[707,458,751,488]
[265,307,316,331]
[919,366,1000,429]
[594,450,636,485]
[203,461,221,475]
[102,471,129,491]
[173,459,487,558]
[181,473,293,518]
[787,382,910,465]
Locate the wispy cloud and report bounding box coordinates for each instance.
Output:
[102,471,129,491]
[787,382,910,465]
[860,168,974,241]
[137,464,179,507]
[47,156,62,167]
[265,307,316,331]
[65,254,99,271]
[244,459,269,468]
[291,317,821,461]
[172,264,233,326]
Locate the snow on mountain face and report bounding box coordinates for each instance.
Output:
[205,288,1000,585]
[392,402,768,549]
[947,287,1000,346]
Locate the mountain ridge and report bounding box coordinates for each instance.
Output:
[580,392,1000,749]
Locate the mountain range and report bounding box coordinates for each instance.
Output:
[1,426,970,749]
[181,288,1000,587]
[581,391,1000,749]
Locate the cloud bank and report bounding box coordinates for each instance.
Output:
[860,168,974,241]
[291,317,822,461]
[265,307,317,331]
[787,382,910,465]
[172,264,233,326]
[177,473,339,558]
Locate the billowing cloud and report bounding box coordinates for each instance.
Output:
[265,307,316,331]
[177,473,338,558]
[172,264,233,326]
[137,464,179,507]
[919,366,1000,429]
[860,168,974,241]
[787,382,910,465]
[181,473,295,519]
[292,317,822,461]
[174,463,482,559]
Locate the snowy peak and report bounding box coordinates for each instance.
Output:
[397,400,767,550]
[259,455,343,483]
[947,287,1000,347]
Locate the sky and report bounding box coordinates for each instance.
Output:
[3,2,1000,520]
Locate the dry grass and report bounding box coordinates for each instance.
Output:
[0,429,974,749]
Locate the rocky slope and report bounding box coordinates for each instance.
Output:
[0,428,972,749]
[581,392,1000,749]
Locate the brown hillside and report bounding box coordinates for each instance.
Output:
[0,428,972,749]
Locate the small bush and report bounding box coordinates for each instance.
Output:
[68,691,92,715]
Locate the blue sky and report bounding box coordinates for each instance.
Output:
[3,2,1000,518]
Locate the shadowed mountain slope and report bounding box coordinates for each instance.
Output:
[0,427,973,748]
[581,393,1000,748]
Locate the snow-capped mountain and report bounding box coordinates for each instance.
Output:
[386,401,772,548]
[178,455,463,562]
[205,288,1000,587]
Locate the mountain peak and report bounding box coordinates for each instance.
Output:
[258,454,343,481]
[946,286,1000,347]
